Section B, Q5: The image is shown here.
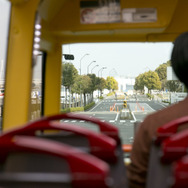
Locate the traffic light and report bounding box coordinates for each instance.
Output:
[63,54,74,60]
[123,100,127,108]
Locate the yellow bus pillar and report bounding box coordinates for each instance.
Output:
[3,0,40,131]
[44,43,62,116]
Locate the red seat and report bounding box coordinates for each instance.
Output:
[146,116,188,188]
[0,113,128,188]
[0,135,110,188]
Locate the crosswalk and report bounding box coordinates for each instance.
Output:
[103,99,149,102]
[60,119,135,124]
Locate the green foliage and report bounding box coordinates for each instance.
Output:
[166,80,183,92]
[81,75,92,94]
[145,71,161,91]
[146,93,154,99]
[106,76,118,91]
[96,77,106,97]
[61,102,95,113]
[61,108,71,113]
[162,100,171,104]
[155,61,171,81]
[70,107,84,112]
[134,73,145,91]
[72,75,92,94]
[61,107,84,113]
[107,92,115,96]
[134,71,161,93]
[87,74,97,92]
[84,102,95,111]
[154,60,183,92]
[62,62,78,89]
[155,61,171,90]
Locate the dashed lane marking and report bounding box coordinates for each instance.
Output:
[109,120,116,122]
[120,120,126,123]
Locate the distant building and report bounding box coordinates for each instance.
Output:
[114,76,135,94]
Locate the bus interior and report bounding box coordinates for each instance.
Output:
[0,0,188,187]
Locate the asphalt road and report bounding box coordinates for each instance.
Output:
[60,94,168,145]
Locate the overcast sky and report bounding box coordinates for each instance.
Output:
[0,0,10,79]
[63,42,173,78]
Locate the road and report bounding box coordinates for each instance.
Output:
[61,94,168,145]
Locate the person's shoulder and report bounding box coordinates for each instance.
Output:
[151,97,188,119]
[139,97,188,135]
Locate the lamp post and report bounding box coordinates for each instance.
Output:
[98,67,107,78]
[80,53,89,75]
[101,67,107,77]
[79,53,89,107]
[91,64,99,73]
[87,61,96,74]
[109,68,117,77]
[98,67,107,98]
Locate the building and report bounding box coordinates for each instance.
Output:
[114,76,135,95]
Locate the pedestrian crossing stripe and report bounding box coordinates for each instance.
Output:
[109,120,115,122]
[61,120,134,123]
[120,120,126,123]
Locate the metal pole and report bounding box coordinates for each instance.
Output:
[91,64,99,73]
[80,53,89,75]
[87,61,96,74]
[79,53,89,107]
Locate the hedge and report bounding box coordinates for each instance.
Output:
[61,101,95,113]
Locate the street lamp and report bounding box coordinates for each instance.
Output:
[109,68,118,77]
[101,67,107,77]
[87,61,96,74]
[91,64,99,73]
[80,53,89,75]
[97,67,107,98]
[98,67,107,78]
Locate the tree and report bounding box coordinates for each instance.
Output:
[87,74,97,101]
[134,73,145,92]
[155,61,171,90]
[166,80,183,92]
[62,62,78,88]
[80,75,92,106]
[96,77,106,97]
[72,75,92,106]
[62,62,78,104]
[144,71,161,92]
[106,76,118,92]
[155,61,171,81]
[134,71,161,93]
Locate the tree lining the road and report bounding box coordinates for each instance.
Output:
[62,61,119,103]
[134,71,161,93]
[134,60,185,93]
[155,60,184,92]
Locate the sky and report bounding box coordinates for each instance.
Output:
[63,42,173,79]
[0,0,10,79]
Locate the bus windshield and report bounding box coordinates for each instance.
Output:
[61,42,182,146]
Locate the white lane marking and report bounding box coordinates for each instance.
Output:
[131,111,136,122]
[143,103,155,111]
[115,112,119,121]
[109,120,115,122]
[130,120,136,123]
[120,120,126,123]
[64,120,69,122]
[158,102,168,108]
[89,100,103,111]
